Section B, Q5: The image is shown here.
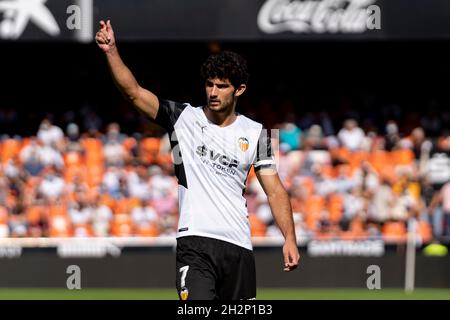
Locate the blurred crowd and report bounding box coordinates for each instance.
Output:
[1,112,450,244]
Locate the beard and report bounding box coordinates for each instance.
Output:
[207,98,233,113]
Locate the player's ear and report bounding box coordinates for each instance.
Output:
[234,84,246,97]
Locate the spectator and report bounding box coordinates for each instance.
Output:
[148,165,177,200]
[279,113,302,152]
[39,143,64,169]
[20,137,45,176]
[368,179,394,225]
[131,199,158,229]
[102,166,124,199]
[103,122,126,144]
[384,120,401,151]
[337,119,365,151]
[37,118,64,150]
[91,198,113,237]
[68,200,93,237]
[341,188,365,231]
[103,138,127,167]
[38,167,65,202]
[303,125,327,150]
[127,165,151,201]
[429,181,450,237]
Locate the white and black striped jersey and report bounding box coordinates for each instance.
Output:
[154,99,276,250]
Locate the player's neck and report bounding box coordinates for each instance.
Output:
[204,106,237,128]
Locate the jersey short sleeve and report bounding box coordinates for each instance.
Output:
[154,99,188,131]
[253,128,276,171]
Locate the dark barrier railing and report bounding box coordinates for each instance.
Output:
[0,238,448,288]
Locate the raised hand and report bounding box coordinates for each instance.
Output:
[95,20,115,53]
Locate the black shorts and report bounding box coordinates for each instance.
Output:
[175,236,256,300]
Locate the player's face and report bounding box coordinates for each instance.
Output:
[205,78,236,112]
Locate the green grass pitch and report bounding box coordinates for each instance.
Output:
[0,288,449,300]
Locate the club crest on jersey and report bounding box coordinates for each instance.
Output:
[238,137,249,152]
[180,287,189,300]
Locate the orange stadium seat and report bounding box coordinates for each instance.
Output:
[417,220,433,243]
[0,206,8,224]
[48,204,67,218]
[390,149,415,166]
[135,224,161,237]
[122,137,137,152]
[248,214,267,237]
[0,138,21,163]
[49,215,72,237]
[139,137,161,165]
[115,198,132,215]
[99,194,116,212]
[299,177,315,197]
[320,165,335,178]
[304,195,325,230]
[85,165,104,187]
[82,138,103,165]
[26,206,43,225]
[111,213,133,237]
[340,217,368,240]
[382,221,407,242]
[328,194,344,224]
[330,147,351,163]
[368,150,391,173]
[348,151,369,170]
[64,151,83,167]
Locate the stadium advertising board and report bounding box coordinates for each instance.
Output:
[0,0,449,41]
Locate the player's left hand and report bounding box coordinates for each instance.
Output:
[283,239,300,272]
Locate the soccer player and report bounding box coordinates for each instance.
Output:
[96,20,300,300]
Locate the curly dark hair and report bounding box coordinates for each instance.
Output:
[200,51,249,89]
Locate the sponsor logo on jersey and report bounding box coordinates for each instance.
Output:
[238,137,249,152]
[180,287,189,300]
[195,120,207,133]
[196,145,239,168]
[196,145,239,176]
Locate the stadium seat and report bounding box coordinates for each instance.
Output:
[248,213,267,237]
[49,215,72,237]
[390,149,414,166]
[111,213,133,237]
[328,194,344,224]
[26,206,43,225]
[135,223,161,237]
[139,137,161,165]
[382,221,407,242]
[64,151,83,167]
[304,195,325,230]
[0,206,8,225]
[417,220,433,243]
[0,138,21,164]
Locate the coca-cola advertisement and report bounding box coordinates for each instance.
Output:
[0,0,449,41]
[257,0,381,34]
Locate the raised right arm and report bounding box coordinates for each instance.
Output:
[96,20,159,120]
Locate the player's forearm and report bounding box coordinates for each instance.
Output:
[104,47,140,101]
[267,190,296,241]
